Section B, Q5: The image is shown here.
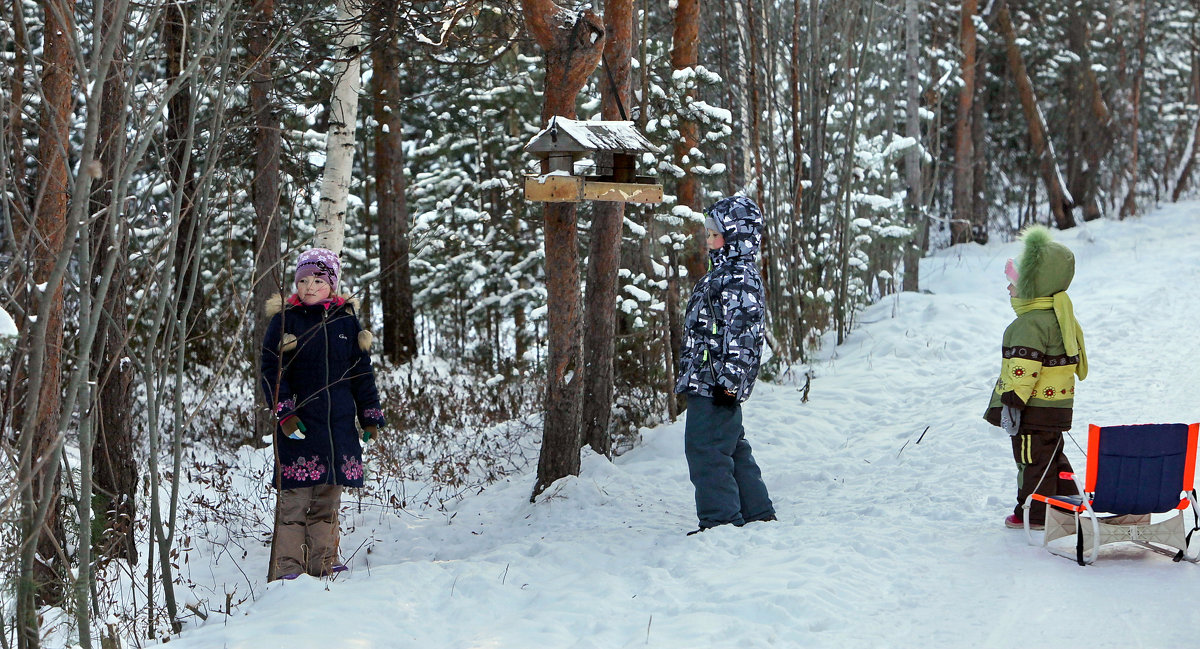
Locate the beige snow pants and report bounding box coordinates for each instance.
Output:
[268,484,343,580]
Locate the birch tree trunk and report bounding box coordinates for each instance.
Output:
[997,5,1075,229]
[520,0,605,498]
[1169,113,1200,201]
[369,2,418,363]
[902,0,924,291]
[314,0,363,255]
[581,0,632,458]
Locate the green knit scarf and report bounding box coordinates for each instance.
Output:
[1011,293,1088,380]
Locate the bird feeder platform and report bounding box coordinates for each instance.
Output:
[523,117,663,205]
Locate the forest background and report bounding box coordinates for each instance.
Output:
[3,0,1198,647]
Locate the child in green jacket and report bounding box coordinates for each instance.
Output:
[984,226,1088,529]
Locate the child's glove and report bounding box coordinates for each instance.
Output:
[1000,405,1022,437]
[712,389,738,408]
[281,415,307,440]
[361,426,378,444]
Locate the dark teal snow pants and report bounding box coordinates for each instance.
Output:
[685,395,775,529]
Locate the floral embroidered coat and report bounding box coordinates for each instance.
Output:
[261,295,386,489]
[983,228,1080,433]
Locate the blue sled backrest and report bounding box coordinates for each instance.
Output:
[1089,423,1194,515]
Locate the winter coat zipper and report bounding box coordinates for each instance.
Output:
[323,307,334,486]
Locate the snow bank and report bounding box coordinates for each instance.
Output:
[160,204,1200,649]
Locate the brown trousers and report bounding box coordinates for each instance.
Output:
[1010,430,1076,524]
[268,485,343,580]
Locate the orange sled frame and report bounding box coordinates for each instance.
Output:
[1020,423,1200,565]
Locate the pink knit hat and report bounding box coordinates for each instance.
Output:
[1004,258,1019,284]
[295,248,340,292]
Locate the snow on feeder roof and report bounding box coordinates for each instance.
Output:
[525,117,661,155]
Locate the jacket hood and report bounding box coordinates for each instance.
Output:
[706,196,763,261]
[1015,225,1074,299]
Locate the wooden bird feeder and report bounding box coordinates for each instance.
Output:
[524,117,664,205]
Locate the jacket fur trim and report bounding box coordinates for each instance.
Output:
[265,293,372,351]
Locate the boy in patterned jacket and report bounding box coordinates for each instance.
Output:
[984,226,1088,529]
[675,196,776,534]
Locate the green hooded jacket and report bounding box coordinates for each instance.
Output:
[984,226,1086,432]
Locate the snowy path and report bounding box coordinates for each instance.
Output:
[166,205,1200,649]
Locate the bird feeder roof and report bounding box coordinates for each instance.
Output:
[525,116,661,155]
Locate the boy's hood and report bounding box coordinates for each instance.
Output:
[1015,225,1074,299]
[707,196,763,261]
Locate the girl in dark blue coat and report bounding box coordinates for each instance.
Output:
[261,248,386,580]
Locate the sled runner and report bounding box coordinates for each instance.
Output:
[1023,423,1200,565]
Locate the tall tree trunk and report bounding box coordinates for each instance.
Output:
[755,0,778,305]
[1120,0,1150,219]
[1169,15,1200,203]
[970,39,989,244]
[314,0,363,254]
[370,2,417,364]
[1065,0,1108,219]
[663,246,681,419]
[786,0,804,329]
[997,5,1075,229]
[90,0,137,566]
[521,0,605,499]
[16,1,76,640]
[6,0,30,225]
[719,0,750,194]
[165,1,206,344]
[1173,5,1200,201]
[801,0,829,338]
[248,0,283,445]
[672,0,704,282]
[1169,112,1200,202]
[581,0,632,458]
[951,0,976,244]
[902,0,924,291]
[745,0,765,212]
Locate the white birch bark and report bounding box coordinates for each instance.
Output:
[733,1,753,188]
[1167,114,1199,200]
[314,0,363,255]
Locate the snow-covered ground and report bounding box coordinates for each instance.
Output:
[160,203,1200,649]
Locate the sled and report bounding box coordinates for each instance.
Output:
[1022,423,1200,565]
